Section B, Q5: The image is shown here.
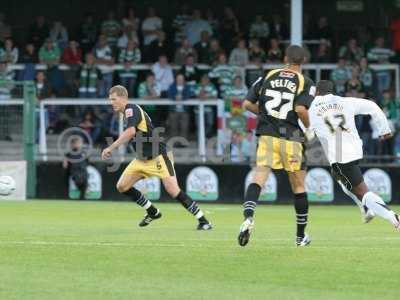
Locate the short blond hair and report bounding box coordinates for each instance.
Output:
[109,85,128,98]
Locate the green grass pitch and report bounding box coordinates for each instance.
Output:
[0,200,399,300]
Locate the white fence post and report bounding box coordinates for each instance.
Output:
[198,103,206,162]
[39,102,47,161]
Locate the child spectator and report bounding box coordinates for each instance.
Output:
[79,111,101,144]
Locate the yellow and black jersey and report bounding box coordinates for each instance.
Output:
[246,68,315,142]
[124,103,167,160]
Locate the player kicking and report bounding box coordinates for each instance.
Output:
[309,80,399,229]
[101,85,212,230]
[238,45,316,247]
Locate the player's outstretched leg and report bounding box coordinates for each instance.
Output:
[338,181,375,223]
[362,192,400,229]
[350,181,399,230]
[117,174,161,227]
[162,176,212,230]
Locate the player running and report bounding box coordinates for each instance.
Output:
[238,45,316,247]
[309,80,400,229]
[101,85,212,230]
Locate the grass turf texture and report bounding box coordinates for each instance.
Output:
[0,201,399,300]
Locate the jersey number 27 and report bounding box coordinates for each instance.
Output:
[264,89,295,119]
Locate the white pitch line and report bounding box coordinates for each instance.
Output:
[0,239,398,250]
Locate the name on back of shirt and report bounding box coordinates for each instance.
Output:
[269,79,297,93]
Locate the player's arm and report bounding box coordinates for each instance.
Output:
[102,127,136,160]
[243,99,259,114]
[102,106,141,160]
[295,77,316,140]
[243,76,263,114]
[352,98,392,140]
[295,105,310,128]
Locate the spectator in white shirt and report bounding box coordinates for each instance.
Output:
[185,9,212,46]
[141,7,163,46]
[0,38,18,64]
[151,54,174,97]
[229,38,249,66]
[94,34,114,97]
[249,15,270,42]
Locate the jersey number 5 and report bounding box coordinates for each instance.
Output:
[264,89,295,119]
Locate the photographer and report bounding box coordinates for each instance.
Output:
[62,136,89,199]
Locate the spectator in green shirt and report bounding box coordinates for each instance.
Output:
[39,38,61,67]
[137,72,161,125]
[101,11,121,47]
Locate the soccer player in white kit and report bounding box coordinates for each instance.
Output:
[309,80,400,229]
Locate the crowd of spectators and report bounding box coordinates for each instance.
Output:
[0,7,399,160]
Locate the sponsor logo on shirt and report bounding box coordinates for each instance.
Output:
[125,108,133,118]
[279,71,296,78]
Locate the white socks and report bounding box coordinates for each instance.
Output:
[362,192,395,223]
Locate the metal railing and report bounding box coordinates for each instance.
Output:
[9,62,399,97]
[38,98,225,162]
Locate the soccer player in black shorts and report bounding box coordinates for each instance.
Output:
[238,45,316,247]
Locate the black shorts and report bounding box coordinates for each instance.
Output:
[331,160,364,191]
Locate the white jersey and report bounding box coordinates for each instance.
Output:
[309,94,391,164]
